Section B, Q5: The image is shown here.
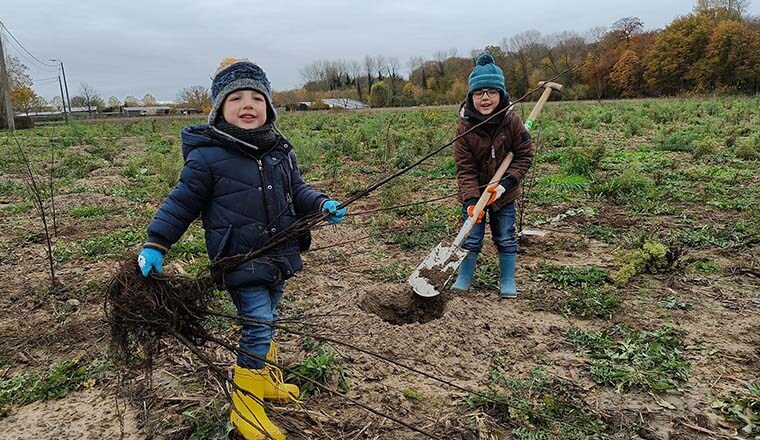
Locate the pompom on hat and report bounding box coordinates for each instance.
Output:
[208,58,277,125]
[468,53,507,98]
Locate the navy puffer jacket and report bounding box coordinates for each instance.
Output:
[146,125,327,289]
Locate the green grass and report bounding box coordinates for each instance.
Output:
[472,256,500,290]
[67,204,117,219]
[564,287,621,319]
[381,205,456,250]
[538,263,607,289]
[0,357,111,413]
[465,369,607,439]
[181,402,234,440]
[286,347,348,398]
[692,260,720,273]
[366,260,410,283]
[712,382,760,436]
[568,325,690,392]
[55,226,143,262]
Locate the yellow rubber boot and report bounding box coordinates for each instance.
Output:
[230,365,286,440]
[263,341,300,402]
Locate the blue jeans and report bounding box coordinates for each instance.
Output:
[230,282,285,369]
[461,201,517,254]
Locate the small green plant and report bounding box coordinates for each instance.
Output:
[564,287,621,319]
[692,137,719,159]
[465,369,607,439]
[403,388,423,401]
[560,143,606,178]
[67,204,117,219]
[735,134,760,160]
[692,260,720,273]
[568,325,689,392]
[472,256,499,290]
[538,263,607,289]
[612,239,671,285]
[593,167,653,202]
[77,226,144,259]
[383,206,455,250]
[0,357,111,412]
[658,129,695,152]
[711,382,760,436]
[287,347,348,398]
[659,297,692,310]
[367,261,409,283]
[182,401,234,440]
[577,224,624,244]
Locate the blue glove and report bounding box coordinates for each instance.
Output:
[137,248,164,277]
[322,200,347,224]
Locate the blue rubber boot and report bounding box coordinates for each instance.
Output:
[450,252,478,291]
[499,253,517,297]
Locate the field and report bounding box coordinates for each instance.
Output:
[1,96,759,439]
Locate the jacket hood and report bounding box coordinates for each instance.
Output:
[180,124,286,160]
[181,125,222,159]
[458,100,514,129]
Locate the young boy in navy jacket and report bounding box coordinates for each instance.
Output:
[138,58,346,440]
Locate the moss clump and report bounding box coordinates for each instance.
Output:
[612,239,670,285]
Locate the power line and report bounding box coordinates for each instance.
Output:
[0,21,59,69]
[32,76,59,82]
[2,35,60,74]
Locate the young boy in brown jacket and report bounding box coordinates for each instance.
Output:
[451,54,535,297]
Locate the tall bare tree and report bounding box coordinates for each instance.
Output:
[387,56,401,96]
[695,0,750,17]
[79,83,101,115]
[612,17,644,43]
[348,60,364,101]
[503,30,544,96]
[142,93,157,105]
[177,86,210,111]
[364,55,376,90]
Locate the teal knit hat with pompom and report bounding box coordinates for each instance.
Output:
[468,54,507,97]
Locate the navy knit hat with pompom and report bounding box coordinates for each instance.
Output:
[208,59,277,126]
[468,54,507,97]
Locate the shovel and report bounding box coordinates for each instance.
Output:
[409,81,563,297]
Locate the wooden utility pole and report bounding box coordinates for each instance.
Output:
[59,61,71,113]
[57,76,68,123]
[0,32,15,131]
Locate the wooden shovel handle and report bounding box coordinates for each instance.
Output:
[465,152,513,225]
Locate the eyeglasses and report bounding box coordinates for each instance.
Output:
[473,89,499,99]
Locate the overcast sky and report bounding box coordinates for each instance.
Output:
[4,0,759,102]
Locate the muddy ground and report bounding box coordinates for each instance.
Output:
[1,125,758,439]
[1,197,758,439]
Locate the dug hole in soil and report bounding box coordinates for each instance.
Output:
[359,284,447,325]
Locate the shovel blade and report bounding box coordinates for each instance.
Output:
[408,243,468,297]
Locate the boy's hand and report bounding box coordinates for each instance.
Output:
[466,204,485,224]
[485,183,505,206]
[485,176,517,205]
[322,200,347,224]
[138,248,164,277]
[465,199,484,224]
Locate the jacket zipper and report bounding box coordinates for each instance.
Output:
[257,158,272,230]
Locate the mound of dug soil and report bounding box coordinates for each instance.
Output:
[359,284,446,325]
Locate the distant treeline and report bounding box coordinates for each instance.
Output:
[274,3,760,107]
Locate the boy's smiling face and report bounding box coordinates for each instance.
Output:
[222,89,268,129]
[473,88,501,115]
